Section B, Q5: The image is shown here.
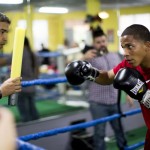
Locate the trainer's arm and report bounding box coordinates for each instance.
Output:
[0,107,17,150]
[95,69,115,85]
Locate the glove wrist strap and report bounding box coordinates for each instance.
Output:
[85,68,100,82]
[140,90,150,109]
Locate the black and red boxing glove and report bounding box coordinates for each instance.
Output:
[113,67,150,109]
[65,60,99,85]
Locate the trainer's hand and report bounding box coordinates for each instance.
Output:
[83,49,97,60]
[0,77,22,97]
[65,60,99,85]
[0,107,17,150]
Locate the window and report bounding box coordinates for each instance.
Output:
[18,20,49,51]
[33,20,49,51]
[119,13,150,54]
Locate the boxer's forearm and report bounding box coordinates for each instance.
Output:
[95,70,114,85]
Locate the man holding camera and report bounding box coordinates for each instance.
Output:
[78,28,127,150]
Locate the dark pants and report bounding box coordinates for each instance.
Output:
[17,92,39,122]
[90,102,127,150]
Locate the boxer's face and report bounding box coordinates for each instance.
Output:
[0,22,9,49]
[121,35,148,67]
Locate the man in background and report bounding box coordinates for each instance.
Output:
[82,28,127,150]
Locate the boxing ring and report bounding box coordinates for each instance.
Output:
[15,77,145,150]
[1,49,146,149]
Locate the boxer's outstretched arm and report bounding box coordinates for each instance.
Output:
[95,69,115,85]
[65,60,115,86]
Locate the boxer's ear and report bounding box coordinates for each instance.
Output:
[145,41,150,52]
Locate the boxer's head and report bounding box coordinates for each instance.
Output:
[121,24,150,67]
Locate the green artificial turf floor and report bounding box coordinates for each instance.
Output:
[106,126,146,150]
[0,97,85,122]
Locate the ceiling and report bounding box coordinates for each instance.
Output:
[0,0,150,13]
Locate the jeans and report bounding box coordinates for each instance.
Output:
[90,102,127,150]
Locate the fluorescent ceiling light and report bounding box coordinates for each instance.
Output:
[39,7,69,14]
[0,0,23,4]
[98,11,109,19]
